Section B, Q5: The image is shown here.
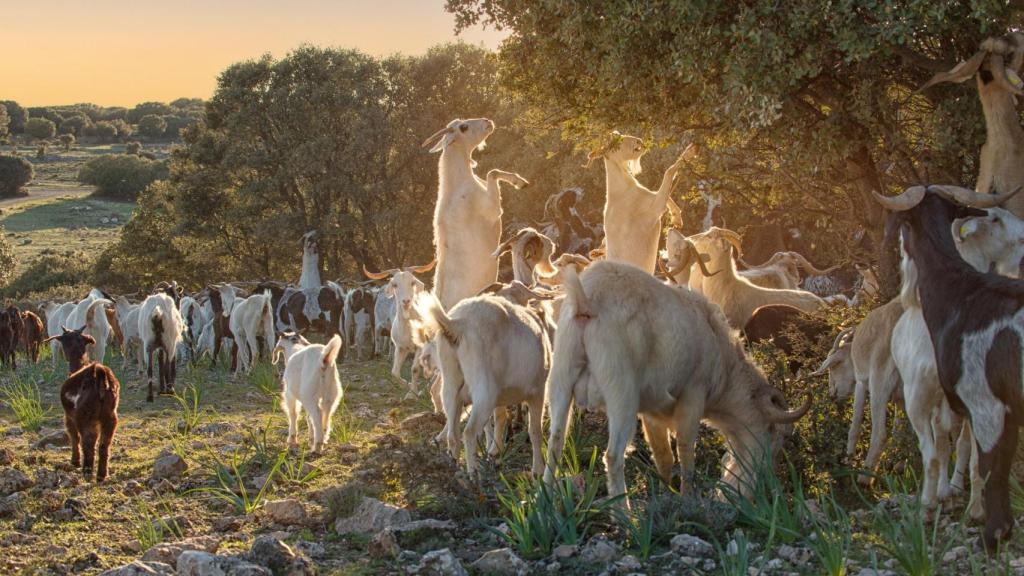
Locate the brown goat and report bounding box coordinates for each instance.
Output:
[20,311,44,363]
[0,310,17,370]
[44,328,120,482]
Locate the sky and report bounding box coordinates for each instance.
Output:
[3,0,507,107]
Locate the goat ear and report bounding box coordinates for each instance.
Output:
[956,219,981,240]
[429,131,457,153]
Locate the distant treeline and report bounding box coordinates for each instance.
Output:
[0,99,204,143]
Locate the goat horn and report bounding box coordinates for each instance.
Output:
[362,265,397,280]
[760,390,812,424]
[491,228,532,259]
[918,49,987,92]
[582,149,603,169]
[478,282,504,295]
[689,242,718,277]
[789,252,837,276]
[657,257,679,285]
[421,126,454,148]
[407,259,437,274]
[929,184,1022,209]
[666,197,683,228]
[872,186,927,211]
[711,228,743,256]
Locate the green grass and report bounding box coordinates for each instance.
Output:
[0,376,50,431]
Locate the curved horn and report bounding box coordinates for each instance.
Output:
[788,252,838,276]
[491,228,531,258]
[421,126,454,148]
[362,265,397,281]
[658,257,679,285]
[478,282,504,295]
[582,149,603,169]
[407,259,437,274]
[872,186,926,211]
[918,49,987,92]
[712,228,743,257]
[689,242,717,278]
[759,389,812,424]
[930,184,1022,208]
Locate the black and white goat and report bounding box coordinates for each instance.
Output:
[875,184,1021,550]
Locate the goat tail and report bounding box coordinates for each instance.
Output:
[544,277,587,483]
[320,334,343,369]
[85,298,113,328]
[411,291,458,346]
[561,262,591,319]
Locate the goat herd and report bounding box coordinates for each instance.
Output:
[13,34,1024,555]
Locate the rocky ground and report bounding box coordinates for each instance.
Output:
[2,347,1024,575]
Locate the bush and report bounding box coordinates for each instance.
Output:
[78,154,168,199]
[126,141,142,155]
[0,106,8,141]
[138,114,168,138]
[59,113,92,136]
[1,101,27,134]
[3,251,92,298]
[36,145,45,159]
[59,133,75,151]
[110,118,133,138]
[128,102,174,124]
[90,120,119,142]
[23,117,56,140]
[0,227,15,287]
[0,155,33,197]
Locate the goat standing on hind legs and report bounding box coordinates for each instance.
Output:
[44,328,120,482]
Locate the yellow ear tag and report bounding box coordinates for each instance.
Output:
[959,223,969,238]
[1008,69,1024,89]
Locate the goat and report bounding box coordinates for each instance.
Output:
[920,34,1024,217]
[153,281,184,307]
[411,339,443,413]
[343,286,376,360]
[538,188,602,255]
[42,301,76,365]
[229,291,275,374]
[373,287,395,358]
[138,293,184,402]
[5,306,24,360]
[299,231,322,290]
[114,296,143,373]
[739,251,837,290]
[0,310,16,370]
[43,328,120,482]
[954,207,1024,276]
[874,183,1020,549]
[741,305,831,374]
[493,227,558,286]
[205,284,239,371]
[545,260,809,499]
[279,284,345,336]
[591,133,695,273]
[363,261,436,391]
[813,298,903,481]
[664,229,717,287]
[423,118,529,310]
[272,332,343,454]
[688,228,826,328]
[66,291,112,363]
[414,290,550,477]
[20,311,43,363]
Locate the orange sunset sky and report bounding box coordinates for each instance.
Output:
[3,0,506,107]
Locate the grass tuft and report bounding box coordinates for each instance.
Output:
[0,376,50,431]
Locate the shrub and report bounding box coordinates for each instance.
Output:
[24,117,56,140]
[90,121,119,142]
[2,251,92,298]
[58,133,75,151]
[59,114,92,136]
[110,119,133,138]
[125,141,142,155]
[0,227,15,286]
[138,114,168,138]
[0,155,33,197]
[1,101,27,134]
[78,154,168,199]
[0,106,8,141]
[36,145,45,159]
[27,107,64,125]
[127,102,174,124]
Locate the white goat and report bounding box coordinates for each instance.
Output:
[363,261,437,392]
[41,301,75,365]
[492,227,558,286]
[114,296,143,373]
[272,332,344,454]
[65,290,113,363]
[138,293,184,402]
[689,228,825,328]
[594,134,695,273]
[545,260,809,499]
[423,118,529,310]
[739,251,836,290]
[229,291,275,374]
[373,289,396,359]
[415,291,550,477]
[411,340,443,413]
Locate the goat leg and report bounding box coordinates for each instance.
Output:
[65,416,81,468]
[96,416,117,482]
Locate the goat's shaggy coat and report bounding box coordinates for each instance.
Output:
[229,291,275,374]
[138,293,184,401]
[21,310,44,363]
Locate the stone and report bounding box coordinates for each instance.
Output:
[0,447,14,465]
[152,454,187,479]
[399,411,445,431]
[98,561,175,576]
[0,468,33,495]
[415,548,467,576]
[141,535,220,568]
[265,498,307,525]
[369,528,400,559]
[153,514,190,537]
[615,555,642,573]
[33,429,68,449]
[854,570,898,576]
[248,535,316,576]
[0,492,23,517]
[334,497,411,535]
[212,514,253,532]
[580,535,620,564]
[670,533,714,558]
[176,551,271,576]
[295,540,325,559]
[470,548,528,576]
[552,544,578,559]
[943,546,968,563]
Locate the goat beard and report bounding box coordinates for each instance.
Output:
[627,158,642,176]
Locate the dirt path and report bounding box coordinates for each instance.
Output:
[0,185,93,210]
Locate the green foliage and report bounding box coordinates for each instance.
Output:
[125,141,142,155]
[718,451,805,544]
[873,476,950,576]
[173,383,203,435]
[1,101,27,134]
[0,227,16,287]
[127,101,175,124]
[58,133,75,151]
[189,449,284,514]
[0,105,8,141]
[0,155,33,197]
[2,251,92,298]
[495,447,619,557]
[331,399,356,444]
[804,490,852,576]
[279,450,322,485]
[78,154,168,199]
[129,497,183,551]
[137,114,168,138]
[24,117,56,140]
[0,376,50,432]
[717,530,754,576]
[89,121,119,142]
